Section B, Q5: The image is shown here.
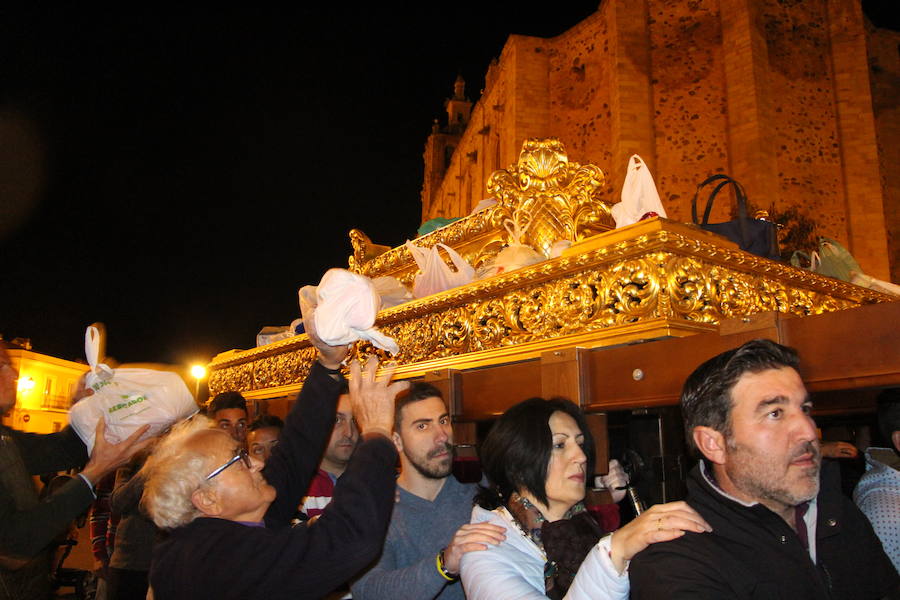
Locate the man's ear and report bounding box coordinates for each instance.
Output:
[192,487,221,517]
[891,430,900,454]
[693,426,727,465]
[392,431,403,454]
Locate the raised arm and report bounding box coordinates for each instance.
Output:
[262,318,350,526]
[0,420,150,560]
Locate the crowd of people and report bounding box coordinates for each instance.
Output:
[1,326,898,599]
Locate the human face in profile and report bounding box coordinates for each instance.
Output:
[537,411,587,521]
[198,430,275,522]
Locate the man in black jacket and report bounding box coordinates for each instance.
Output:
[0,342,152,600]
[630,339,899,599]
[144,322,408,600]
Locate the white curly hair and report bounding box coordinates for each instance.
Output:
[141,415,221,529]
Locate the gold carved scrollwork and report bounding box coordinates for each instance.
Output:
[488,138,614,258]
[348,229,392,274]
[255,348,316,389]
[656,255,861,324]
[605,258,660,323]
[208,363,254,397]
[348,138,613,282]
[212,214,889,396]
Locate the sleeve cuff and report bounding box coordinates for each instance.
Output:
[597,533,630,578]
[78,472,97,499]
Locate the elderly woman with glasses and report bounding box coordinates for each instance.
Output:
[461,397,711,600]
[141,323,409,600]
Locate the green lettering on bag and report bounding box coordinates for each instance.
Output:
[107,395,147,414]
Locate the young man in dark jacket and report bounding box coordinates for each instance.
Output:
[630,339,899,599]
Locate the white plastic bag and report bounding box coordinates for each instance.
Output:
[405,241,475,298]
[298,269,399,354]
[850,272,900,297]
[372,276,413,309]
[69,326,197,454]
[611,155,667,228]
[477,217,545,279]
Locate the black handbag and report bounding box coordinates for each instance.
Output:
[691,174,780,260]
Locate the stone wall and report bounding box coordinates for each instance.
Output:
[421,0,896,280]
[867,20,900,283]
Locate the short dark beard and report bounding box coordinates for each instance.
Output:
[406,442,454,480]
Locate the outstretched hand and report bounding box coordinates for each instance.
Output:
[608,500,711,574]
[305,313,350,370]
[348,356,409,440]
[81,417,154,485]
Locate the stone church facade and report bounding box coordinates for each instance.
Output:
[420,0,899,281]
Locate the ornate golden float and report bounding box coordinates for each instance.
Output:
[208,139,893,407]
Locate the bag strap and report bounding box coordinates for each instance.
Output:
[436,243,473,275]
[692,175,753,246]
[85,326,101,370]
[84,325,114,385]
[404,240,431,270]
[691,174,731,224]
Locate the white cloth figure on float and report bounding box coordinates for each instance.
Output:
[611,155,667,228]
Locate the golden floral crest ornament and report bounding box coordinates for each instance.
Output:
[487,138,614,257]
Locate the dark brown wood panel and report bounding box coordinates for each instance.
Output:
[584,412,609,476]
[780,301,900,392]
[583,329,778,411]
[540,347,588,405]
[456,360,541,420]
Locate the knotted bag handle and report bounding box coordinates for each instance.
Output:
[691,174,752,247]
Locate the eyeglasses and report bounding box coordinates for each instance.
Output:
[206,448,252,480]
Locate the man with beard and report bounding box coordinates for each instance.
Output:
[351,383,505,600]
[300,386,360,521]
[630,339,898,599]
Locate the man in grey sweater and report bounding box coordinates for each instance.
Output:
[351,383,505,599]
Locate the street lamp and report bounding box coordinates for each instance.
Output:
[190,364,207,403]
[17,376,35,393]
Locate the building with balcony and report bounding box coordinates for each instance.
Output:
[1,340,89,434]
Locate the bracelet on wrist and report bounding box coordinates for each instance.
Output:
[318,362,343,375]
[436,548,459,582]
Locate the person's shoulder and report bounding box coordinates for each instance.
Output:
[631,529,718,569]
[469,506,518,540]
[469,504,496,523]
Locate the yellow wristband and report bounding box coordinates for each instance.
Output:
[436,549,458,582]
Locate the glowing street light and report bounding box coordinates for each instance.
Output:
[190,364,207,402]
[17,376,35,393]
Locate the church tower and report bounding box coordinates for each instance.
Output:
[421,76,473,220]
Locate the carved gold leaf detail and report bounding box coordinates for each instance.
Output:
[488,138,613,258]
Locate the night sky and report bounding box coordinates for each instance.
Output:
[1,3,896,367]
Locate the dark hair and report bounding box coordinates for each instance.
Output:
[249,414,284,432]
[475,397,595,509]
[876,388,900,444]
[395,381,444,428]
[681,338,800,457]
[207,391,247,416]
